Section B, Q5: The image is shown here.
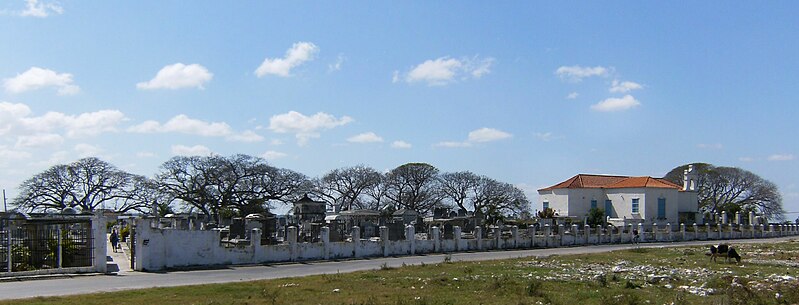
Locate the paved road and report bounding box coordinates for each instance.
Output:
[0,236,795,301]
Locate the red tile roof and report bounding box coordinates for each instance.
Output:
[538,174,682,191]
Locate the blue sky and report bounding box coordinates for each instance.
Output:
[1,1,797,218]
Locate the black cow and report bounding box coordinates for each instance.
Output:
[709,244,742,263]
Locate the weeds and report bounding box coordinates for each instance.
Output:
[260,287,280,305]
[443,254,452,264]
[526,279,544,297]
[380,262,393,270]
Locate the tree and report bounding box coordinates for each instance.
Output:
[385,163,442,214]
[664,163,785,221]
[586,207,605,226]
[313,165,382,211]
[472,177,529,224]
[440,171,481,212]
[13,158,144,213]
[156,154,311,222]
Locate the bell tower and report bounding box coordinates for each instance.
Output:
[683,164,698,191]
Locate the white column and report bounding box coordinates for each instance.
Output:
[454,226,462,251]
[405,225,415,255]
[351,226,360,258]
[321,226,330,260]
[475,226,483,250]
[380,226,389,257]
[432,226,441,252]
[287,226,298,261]
[511,226,519,248]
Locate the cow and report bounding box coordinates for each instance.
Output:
[709,244,742,263]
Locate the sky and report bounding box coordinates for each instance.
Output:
[0,1,797,218]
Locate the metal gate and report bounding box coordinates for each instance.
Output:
[0,217,94,272]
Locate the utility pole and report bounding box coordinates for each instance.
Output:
[2,189,6,213]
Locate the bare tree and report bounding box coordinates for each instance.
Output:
[440,171,480,212]
[13,158,138,213]
[472,177,530,223]
[156,154,311,221]
[665,163,785,221]
[385,163,442,214]
[314,165,382,211]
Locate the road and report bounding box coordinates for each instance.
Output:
[0,236,795,301]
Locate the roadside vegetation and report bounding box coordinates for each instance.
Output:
[3,240,798,305]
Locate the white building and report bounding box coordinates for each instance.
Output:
[537,165,700,226]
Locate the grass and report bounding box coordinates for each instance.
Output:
[3,240,799,305]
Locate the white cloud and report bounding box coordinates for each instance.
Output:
[128,114,232,137]
[136,151,156,158]
[226,130,264,143]
[610,80,643,93]
[3,67,79,95]
[437,127,512,149]
[136,63,213,90]
[347,132,383,143]
[15,133,63,148]
[328,54,345,72]
[555,65,609,82]
[435,141,472,148]
[391,140,412,149]
[171,144,212,156]
[262,150,287,161]
[0,146,31,162]
[19,109,126,137]
[74,143,102,158]
[392,70,400,83]
[2,102,126,138]
[768,154,795,161]
[19,0,63,18]
[255,42,319,77]
[566,92,579,99]
[468,127,512,143]
[401,56,494,86]
[697,143,724,150]
[534,132,554,142]
[590,95,640,112]
[268,111,353,145]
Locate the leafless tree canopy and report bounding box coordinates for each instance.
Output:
[13,157,150,213]
[313,165,382,211]
[440,171,530,222]
[156,154,311,221]
[13,156,530,221]
[665,163,785,221]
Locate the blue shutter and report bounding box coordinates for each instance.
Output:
[604,200,612,217]
[658,198,666,219]
[591,200,597,209]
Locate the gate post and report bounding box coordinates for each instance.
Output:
[57,227,63,269]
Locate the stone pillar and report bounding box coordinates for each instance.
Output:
[706,223,711,240]
[321,226,330,260]
[287,226,298,261]
[596,224,602,244]
[571,224,578,245]
[494,227,501,249]
[405,225,415,255]
[558,224,564,246]
[606,225,614,244]
[432,226,441,252]
[638,223,645,242]
[584,224,591,244]
[654,223,660,241]
[680,223,686,241]
[475,226,483,250]
[351,226,360,258]
[454,226,462,251]
[717,222,723,240]
[544,224,551,247]
[91,215,108,273]
[693,223,698,241]
[769,224,774,237]
[667,223,673,241]
[511,226,519,248]
[627,224,634,243]
[380,226,389,257]
[749,212,755,226]
[721,212,728,224]
[735,212,741,225]
[529,226,536,248]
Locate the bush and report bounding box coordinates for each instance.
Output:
[120,225,131,241]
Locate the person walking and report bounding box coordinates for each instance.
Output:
[110,230,120,253]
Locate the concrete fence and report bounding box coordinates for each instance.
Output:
[132,218,799,271]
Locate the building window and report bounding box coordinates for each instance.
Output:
[658,198,666,219]
[604,200,612,217]
[632,198,640,214]
[543,202,549,210]
[590,200,597,209]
